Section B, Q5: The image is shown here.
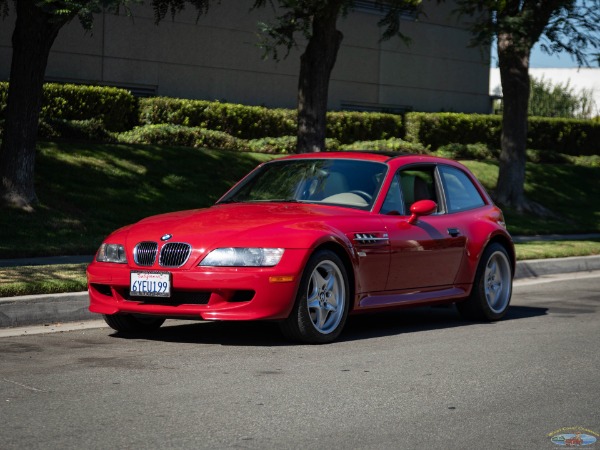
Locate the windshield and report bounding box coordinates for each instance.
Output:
[218,159,387,210]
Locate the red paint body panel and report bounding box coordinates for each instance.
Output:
[87,152,513,323]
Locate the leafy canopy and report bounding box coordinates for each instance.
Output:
[455,0,600,65]
[252,0,422,60]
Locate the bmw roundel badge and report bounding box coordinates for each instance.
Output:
[161,234,173,241]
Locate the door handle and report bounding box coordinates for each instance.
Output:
[447,228,461,237]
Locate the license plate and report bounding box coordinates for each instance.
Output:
[130,271,171,297]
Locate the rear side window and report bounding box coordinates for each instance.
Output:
[439,166,485,213]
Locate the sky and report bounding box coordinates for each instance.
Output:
[491,42,599,69]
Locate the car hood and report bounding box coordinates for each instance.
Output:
[119,202,364,251]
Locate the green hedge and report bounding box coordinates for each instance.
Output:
[118,124,247,151]
[139,97,403,143]
[39,118,116,142]
[326,111,402,144]
[138,97,296,139]
[3,81,598,156]
[341,137,427,154]
[117,124,341,154]
[405,113,502,149]
[0,82,137,131]
[405,112,600,156]
[528,117,600,156]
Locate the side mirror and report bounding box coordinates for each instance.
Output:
[408,200,437,225]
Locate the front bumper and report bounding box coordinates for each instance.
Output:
[87,251,306,321]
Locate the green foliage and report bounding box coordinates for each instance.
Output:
[341,137,427,154]
[525,149,571,164]
[570,155,600,167]
[434,143,497,160]
[140,97,403,143]
[1,82,138,132]
[245,136,297,154]
[404,112,502,149]
[455,1,600,67]
[38,118,116,142]
[253,0,422,60]
[117,124,247,151]
[40,83,138,131]
[529,76,595,119]
[139,97,296,139]
[404,111,600,156]
[326,111,403,144]
[528,117,600,155]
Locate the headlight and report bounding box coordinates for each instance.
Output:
[96,243,127,263]
[200,248,284,267]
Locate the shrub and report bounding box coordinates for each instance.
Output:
[38,118,116,142]
[326,111,403,144]
[434,143,498,160]
[140,97,403,143]
[117,124,247,151]
[341,137,428,154]
[139,97,296,139]
[404,112,502,148]
[405,111,600,156]
[570,155,600,167]
[246,136,296,154]
[0,82,137,132]
[527,116,600,156]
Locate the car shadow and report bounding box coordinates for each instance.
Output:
[109,303,548,346]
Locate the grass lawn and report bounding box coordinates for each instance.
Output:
[0,263,88,297]
[0,141,272,258]
[462,161,600,235]
[0,141,599,259]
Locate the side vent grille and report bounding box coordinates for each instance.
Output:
[159,243,191,268]
[134,242,158,266]
[353,233,389,245]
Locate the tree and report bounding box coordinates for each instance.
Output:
[0,0,210,210]
[454,0,600,212]
[529,76,595,119]
[252,0,420,153]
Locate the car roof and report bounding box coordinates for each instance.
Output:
[277,151,467,169]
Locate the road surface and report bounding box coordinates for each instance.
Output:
[1,272,599,449]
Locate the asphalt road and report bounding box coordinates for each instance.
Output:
[1,272,599,450]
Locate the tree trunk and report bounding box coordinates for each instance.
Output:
[0,1,69,209]
[296,1,344,153]
[495,32,530,211]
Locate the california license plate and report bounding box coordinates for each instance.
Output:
[130,271,171,297]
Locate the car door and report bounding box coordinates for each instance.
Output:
[381,165,467,291]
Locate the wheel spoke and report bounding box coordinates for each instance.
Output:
[484,252,511,313]
[303,259,346,335]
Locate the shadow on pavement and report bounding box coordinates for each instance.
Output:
[108,303,548,347]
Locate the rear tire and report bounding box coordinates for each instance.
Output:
[280,250,350,344]
[457,243,512,321]
[103,314,165,333]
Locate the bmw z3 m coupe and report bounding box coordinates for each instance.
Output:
[87,151,514,343]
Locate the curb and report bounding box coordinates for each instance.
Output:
[514,255,600,279]
[1,255,600,329]
[0,292,92,328]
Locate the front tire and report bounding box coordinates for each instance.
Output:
[457,243,513,321]
[280,250,350,344]
[103,314,165,333]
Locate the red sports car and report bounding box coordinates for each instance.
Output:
[87,152,514,343]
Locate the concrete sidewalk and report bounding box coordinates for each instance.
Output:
[1,254,600,329]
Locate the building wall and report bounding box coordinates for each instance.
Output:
[0,1,490,113]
